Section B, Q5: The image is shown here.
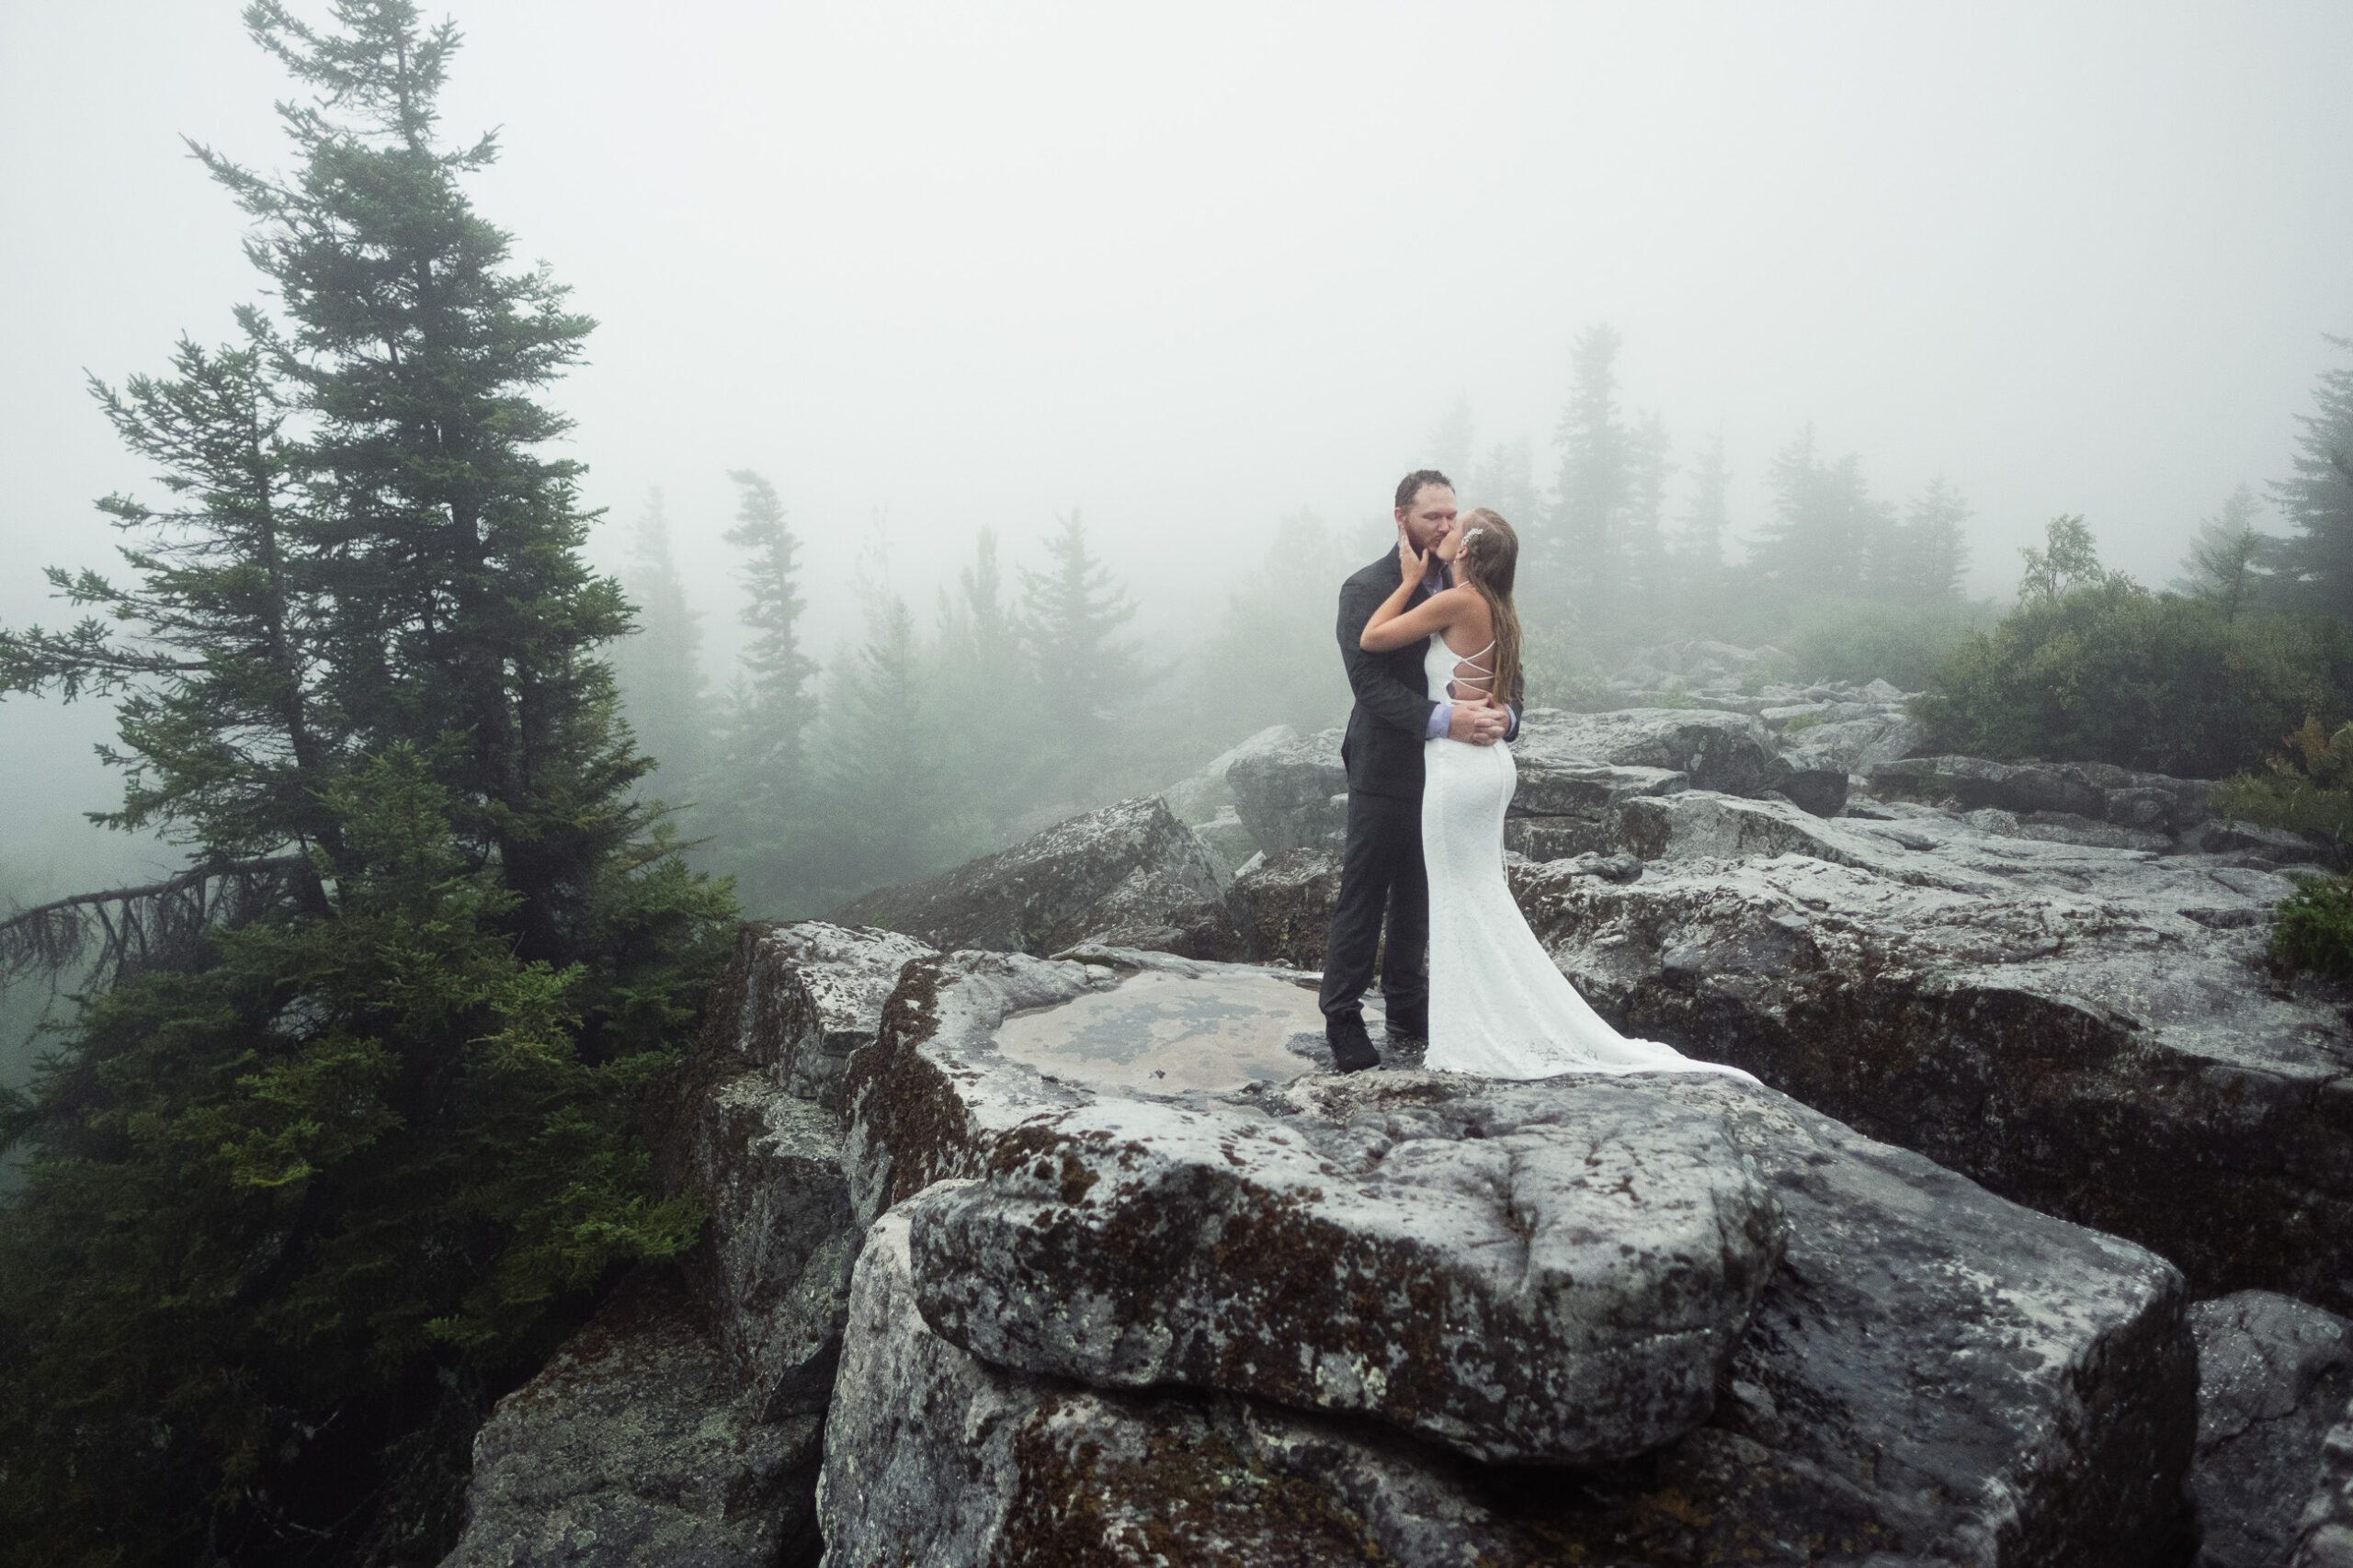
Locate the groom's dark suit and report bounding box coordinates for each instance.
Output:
[1320,551,1518,1040]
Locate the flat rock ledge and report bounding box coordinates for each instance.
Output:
[905,1083,1787,1464]
[830,949,2199,1564]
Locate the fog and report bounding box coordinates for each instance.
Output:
[3,0,2349,887]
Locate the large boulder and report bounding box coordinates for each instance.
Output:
[1515,705,1795,797]
[1158,722,1300,826]
[904,1084,1787,1464]
[1780,709,1925,775]
[823,951,2198,1564]
[1864,754,2223,839]
[835,795,1236,959]
[2189,1290,2353,1568]
[1512,835,2353,1312]
[440,1273,821,1568]
[1226,727,1349,854]
[1226,846,1346,970]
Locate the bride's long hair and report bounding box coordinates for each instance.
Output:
[1455,508,1524,713]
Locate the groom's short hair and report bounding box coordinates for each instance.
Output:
[1394,469,1454,511]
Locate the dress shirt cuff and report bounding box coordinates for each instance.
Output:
[1427,702,1451,741]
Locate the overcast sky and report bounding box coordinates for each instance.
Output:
[3,0,2349,879]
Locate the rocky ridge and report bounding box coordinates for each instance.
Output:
[436,642,2349,1565]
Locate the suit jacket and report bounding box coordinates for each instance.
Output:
[1336,551,1526,801]
[1337,551,1434,799]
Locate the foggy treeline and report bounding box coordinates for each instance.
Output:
[613,312,2340,919]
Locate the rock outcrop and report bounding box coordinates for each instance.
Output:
[440,1273,822,1568]
[1512,820,2353,1313]
[835,794,1236,958]
[824,943,2199,1564]
[904,1084,1787,1464]
[2189,1290,2353,1568]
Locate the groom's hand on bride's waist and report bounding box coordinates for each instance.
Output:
[1441,699,1512,745]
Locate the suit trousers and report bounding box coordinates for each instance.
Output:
[1318,789,1428,1023]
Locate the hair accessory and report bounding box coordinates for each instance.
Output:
[1460,526,1486,547]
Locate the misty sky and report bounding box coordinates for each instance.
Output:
[4,0,2350,882]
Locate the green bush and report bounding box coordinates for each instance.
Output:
[2271,872,2353,982]
[1914,581,2353,778]
[1781,596,1994,690]
[2211,716,2353,869]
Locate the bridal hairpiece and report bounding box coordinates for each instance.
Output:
[1460,526,1486,547]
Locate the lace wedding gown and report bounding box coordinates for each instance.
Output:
[1418,632,1760,1084]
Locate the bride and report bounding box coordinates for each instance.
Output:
[1358,508,1759,1084]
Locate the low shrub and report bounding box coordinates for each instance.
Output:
[1915,582,2353,778]
[2272,871,2353,982]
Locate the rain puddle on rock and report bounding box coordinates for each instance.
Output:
[996,967,1331,1093]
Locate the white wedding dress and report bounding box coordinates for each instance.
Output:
[1418,631,1760,1084]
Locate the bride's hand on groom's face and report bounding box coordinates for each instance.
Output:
[1397,524,1428,585]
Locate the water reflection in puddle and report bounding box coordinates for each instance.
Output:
[996,968,1336,1092]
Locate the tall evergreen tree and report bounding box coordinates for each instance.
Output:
[608,488,708,788]
[2267,334,2353,617]
[1618,410,1675,608]
[932,528,1036,837]
[1548,323,1628,621]
[1895,475,1973,603]
[1677,426,1733,582]
[2172,484,2275,623]
[698,469,817,915]
[0,8,731,1560]
[1018,510,1148,801]
[1744,426,1881,605]
[1470,436,1541,537]
[800,590,960,903]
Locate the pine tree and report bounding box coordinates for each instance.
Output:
[0,7,731,1559]
[1018,510,1148,801]
[2172,484,2274,622]
[1897,475,1973,603]
[2267,335,2353,617]
[799,590,962,903]
[1618,411,1675,609]
[933,528,1037,837]
[1743,426,1881,605]
[609,488,709,788]
[1548,324,1627,620]
[1677,427,1733,583]
[694,469,818,915]
[1470,437,1541,538]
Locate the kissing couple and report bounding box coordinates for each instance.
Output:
[1317,467,1757,1085]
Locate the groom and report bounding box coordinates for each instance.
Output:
[1321,469,1520,1072]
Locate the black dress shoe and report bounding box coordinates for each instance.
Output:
[1384,1002,1429,1045]
[1326,1013,1381,1074]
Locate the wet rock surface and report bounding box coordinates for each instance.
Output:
[441,1272,822,1568]
[1513,833,2353,1312]
[820,948,2199,1564]
[835,794,1237,959]
[904,1080,1787,1463]
[2190,1290,2353,1568]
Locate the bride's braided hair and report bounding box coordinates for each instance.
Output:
[1456,509,1524,716]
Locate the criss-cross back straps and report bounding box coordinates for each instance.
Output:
[1449,637,1497,694]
